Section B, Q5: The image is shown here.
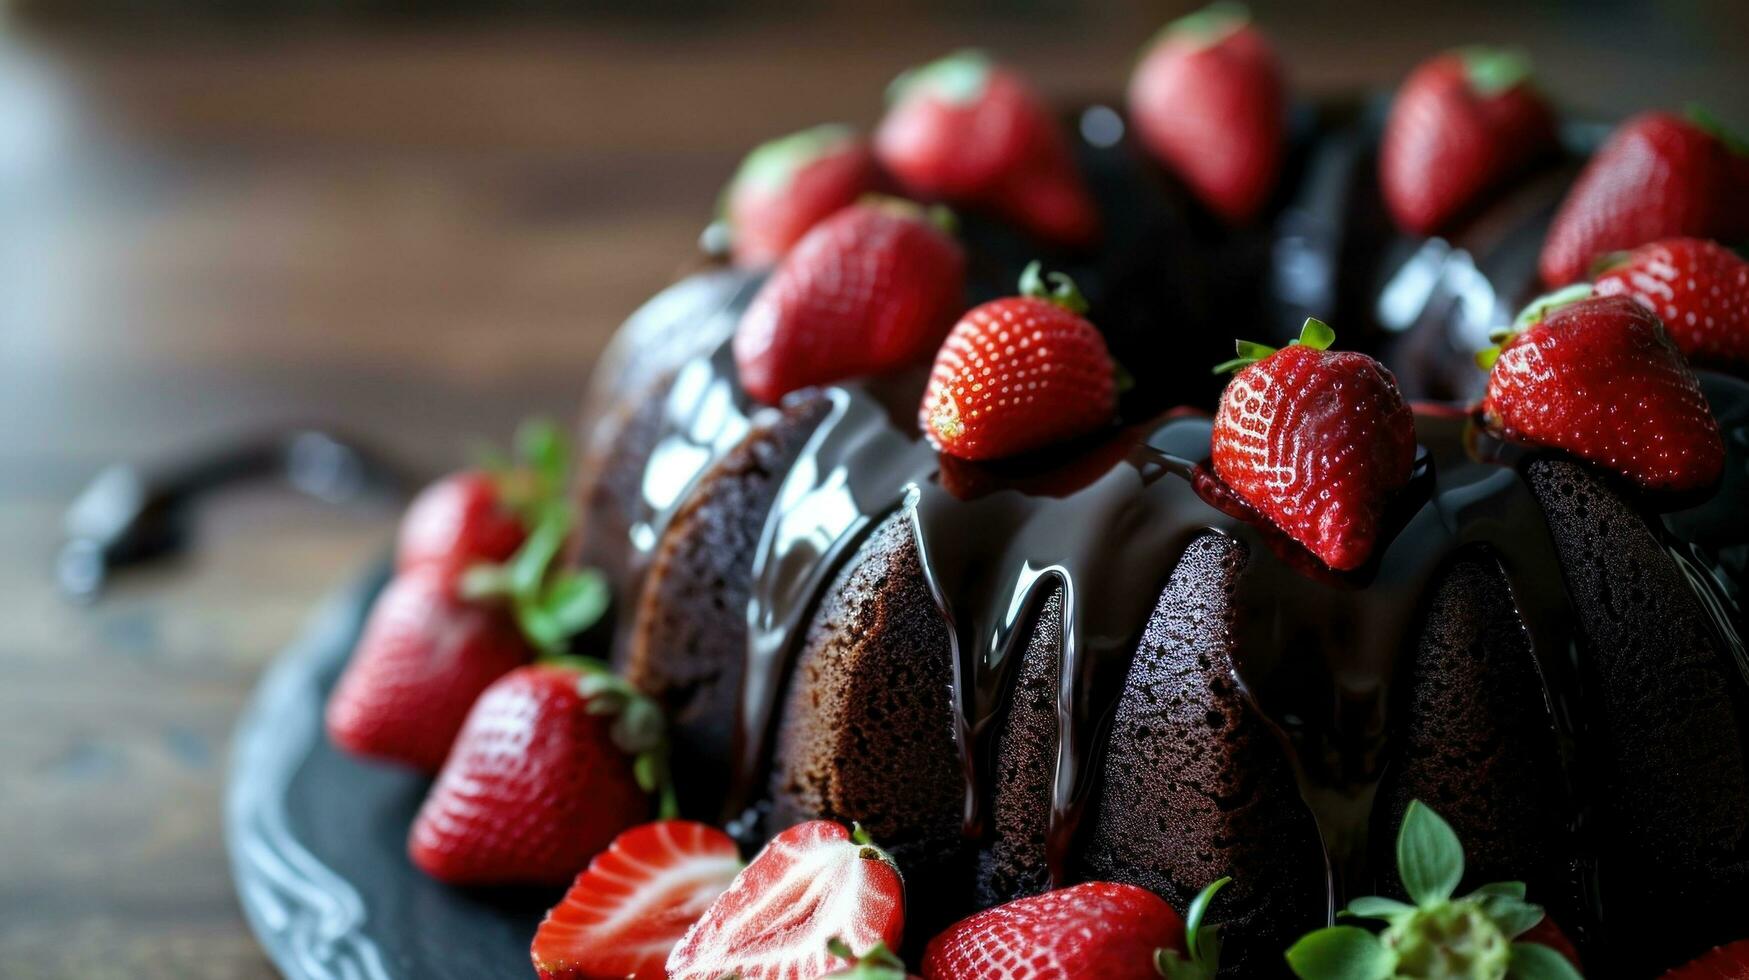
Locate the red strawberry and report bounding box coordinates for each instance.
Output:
[1519,917,1582,971]
[875,51,1098,248]
[397,470,527,574]
[1378,47,1557,235]
[922,881,1185,980]
[531,820,742,980]
[1593,237,1749,371]
[920,263,1117,460]
[409,662,659,886]
[1662,939,1749,979]
[1211,318,1417,571]
[666,821,905,980]
[734,200,966,405]
[1480,290,1725,492]
[1126,3,1286,224]
[1539,109,1749,286]
[725,125,886,267]
[326,565,531,772]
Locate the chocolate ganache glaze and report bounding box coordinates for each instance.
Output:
[578,99,1749,970]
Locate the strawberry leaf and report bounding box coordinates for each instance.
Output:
[1297,317,1336,351]
[543,569,610,636]
[1155,876,1230,980]
[1342,895,1416,921]
[1467,880,1527,900]
[1285,925,1393,980]
[1478,894,1545,939]
[1509,941,1584,980]
[1213,340,1279,374]
[1398,800,1464,905]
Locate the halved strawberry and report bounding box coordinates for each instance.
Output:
[666,821,906,980]
[1661,939,1749,979]
[531,820,742,980]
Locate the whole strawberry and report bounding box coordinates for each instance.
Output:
[876,50,1098,248]
[409,661,663,886]
[1480,290,1725,492]
[667,821,905,980]
[1539,109,1749,286]
[398,471,527,574]
[397,419,571,573]
[1593,237,1749,372]
[734,199,966,405]
[1379,47,1557,235]
[922,881,1194,980]
[1126,2,1285,224]
[531,820,742,980]
[724,125,886,267]
[326,564,532,772]
[1661,939,1749,979]
[920,262,1117,460]
[1211,318,1417,572]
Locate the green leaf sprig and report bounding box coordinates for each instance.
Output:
[458,420,674,815]
[1475,285,1592,371]
[1155,876,1232,980]
[1284,801,1583,980]
[1213,317,1336,374]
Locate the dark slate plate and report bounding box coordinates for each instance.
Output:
[225,561,550,980]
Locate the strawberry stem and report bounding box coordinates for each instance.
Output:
[1512,283,1593,334]
[729,123,857,198]
[1019,260,1091,314]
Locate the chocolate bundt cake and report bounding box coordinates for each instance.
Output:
[570,98,1749,975]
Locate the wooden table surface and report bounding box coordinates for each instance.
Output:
[0,5,1742,977]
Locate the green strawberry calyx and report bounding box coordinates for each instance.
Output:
[1159,2,1251,52]
[475,417,572,530]
[1019,260,1091,315]
[1475,284,1592,370]
[888,49,992,108]
[860,193,959,236]
[1686,104,1749,158]
[1458,46,1533,98]
[824,938,909,980]
[1155,876,1232,980]
[1213,317,1335,374]
[1284,800,1582,980]
[729,123,859,199]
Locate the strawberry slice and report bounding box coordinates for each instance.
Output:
[1661,939,1749,979]
[531,820,743,980]
[666,821,906,980]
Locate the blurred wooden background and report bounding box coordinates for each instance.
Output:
[0,2,1743,977]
